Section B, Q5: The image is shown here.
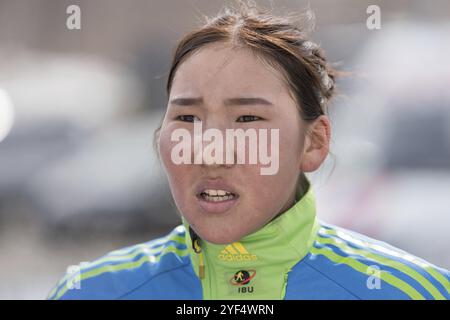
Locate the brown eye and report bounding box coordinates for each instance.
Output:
[236,115,261,122]
[176,115,201,122]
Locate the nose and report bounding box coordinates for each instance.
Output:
[192,117,236,168]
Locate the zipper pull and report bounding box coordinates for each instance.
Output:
[198,250,205,280]
[189,226,205,280]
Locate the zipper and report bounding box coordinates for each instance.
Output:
[189,226,214,299]
[189,226,205,279]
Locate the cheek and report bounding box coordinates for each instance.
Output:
[280,131,304,167]
[278,116,305,164]
[158,126,191,189]
[246,123,304,200]
[158,127,198,219]
[158,127,174,170]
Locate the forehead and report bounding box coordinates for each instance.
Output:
[170,43,290,98]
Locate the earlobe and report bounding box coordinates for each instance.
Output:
[299,151,319,172]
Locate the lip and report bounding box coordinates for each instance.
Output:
[195,178,240,214]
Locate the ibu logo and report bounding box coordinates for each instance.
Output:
[230,270,256,294]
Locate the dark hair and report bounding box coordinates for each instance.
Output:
[157,2,338,194]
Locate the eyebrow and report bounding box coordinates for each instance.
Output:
[169,97,273,107]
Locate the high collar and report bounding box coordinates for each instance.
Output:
[182,178,320,299]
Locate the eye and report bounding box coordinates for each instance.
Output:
[236,115,262,122]
[176,115,201,122]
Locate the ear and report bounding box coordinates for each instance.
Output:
[299,115,331,172]
[154,126,162,160]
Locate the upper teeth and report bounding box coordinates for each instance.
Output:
[203,189,231,196]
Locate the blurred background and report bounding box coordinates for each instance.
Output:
[0,0,449,299]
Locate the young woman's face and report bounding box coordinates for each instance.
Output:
[159,43,308,244]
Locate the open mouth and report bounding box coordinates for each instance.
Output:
[195,180,240,214]
[197,189,239,202]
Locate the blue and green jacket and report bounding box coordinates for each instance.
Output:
[47,182,450,300]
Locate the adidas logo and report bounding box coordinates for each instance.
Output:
[218,242,258,262]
